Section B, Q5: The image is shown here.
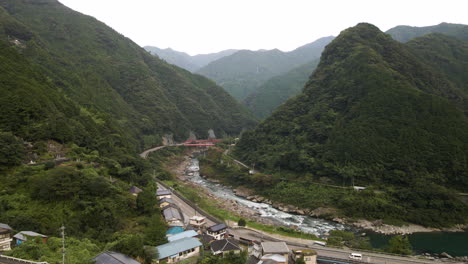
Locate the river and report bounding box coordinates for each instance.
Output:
[186,158,347,237]
[186,157,468,257]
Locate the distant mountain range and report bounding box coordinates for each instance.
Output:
[196,36,335,101]
[386,22,468,42]
[143,46,238,72]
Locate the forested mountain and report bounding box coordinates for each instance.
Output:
[0,0,255,151]
[0,1,255,262]
[235,23,468,227]
[386,22,468,42]
[144,46,238,72]
[243,59,319,119]
[196,36,334,101]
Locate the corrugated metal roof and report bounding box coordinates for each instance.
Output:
[168,230,198,242]
[207,223,227,232]
[93,251,139,264]
[13,231,47,241]
[156,237,202,259]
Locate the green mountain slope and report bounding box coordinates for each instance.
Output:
[196,36,334,101]
[386,22,468,42]
[235,23,468,227]
[144,46,238,72]
[243,59,319,119]
[0,0,255,148]
[407,33,468,96]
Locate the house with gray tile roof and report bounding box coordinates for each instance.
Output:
[211,238,241,256]
[93,251,139,264]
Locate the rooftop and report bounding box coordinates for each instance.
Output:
[93,251,139,264]
[211,238,240,253]
[156,237,202,259]
[129,186,142,194]
[13,231,47,241]
[0,223,13,231]
[163,207,182,221]
[159,197,175,204]
[167,230,198,242]
[157,189,172,196]
[261,242,289,254]
[207,223,227,232]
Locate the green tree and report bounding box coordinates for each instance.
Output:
[137,188,157,215]
[0,132,24,168]
[237,218,246,227]
[386,235,412,255]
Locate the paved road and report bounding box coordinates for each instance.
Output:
[139,145,166,158]
[157,182,217,227]
[229,228,441,264]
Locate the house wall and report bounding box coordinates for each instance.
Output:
[207,230,226,240]
[166,246,200,263]
[160,201,170,208]
[157,194,172,200]
[304,255,317,264]
[0,234,12,251]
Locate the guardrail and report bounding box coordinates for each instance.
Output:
[0,255,48,264]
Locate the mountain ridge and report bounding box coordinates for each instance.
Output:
[234,23,468,227]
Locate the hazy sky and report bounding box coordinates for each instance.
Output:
[59,0,467,55]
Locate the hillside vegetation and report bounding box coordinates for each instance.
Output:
[243,59,319,119]
[196,36,334,101]
[0,0,256,262]
[0,0,255,149]
[234,23,468,227]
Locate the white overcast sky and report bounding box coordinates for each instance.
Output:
[59,0,467,55]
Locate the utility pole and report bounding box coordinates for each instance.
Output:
[61,225,66,264]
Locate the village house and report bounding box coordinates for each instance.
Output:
[13,231,48,246]
[128,186,142,196]
[211,238,241,256]
[155,237,202,263]
[157,189,172,200]
[159,197,175,208]
[167,230,198,242]
[292,250,317,264]
[189,216,206,229]
[259,254,287,264]
[93,251,139,264]
[0,223,13,251]
[254,242,289,264]
[163,206,184,227]
[206,223,228,240]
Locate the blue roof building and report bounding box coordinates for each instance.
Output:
[167,230,198,242]
[156,237,202,262]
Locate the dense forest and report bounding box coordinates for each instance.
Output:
[0,0,255,150]
[234,23,468,227]
[243,59,319,119]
